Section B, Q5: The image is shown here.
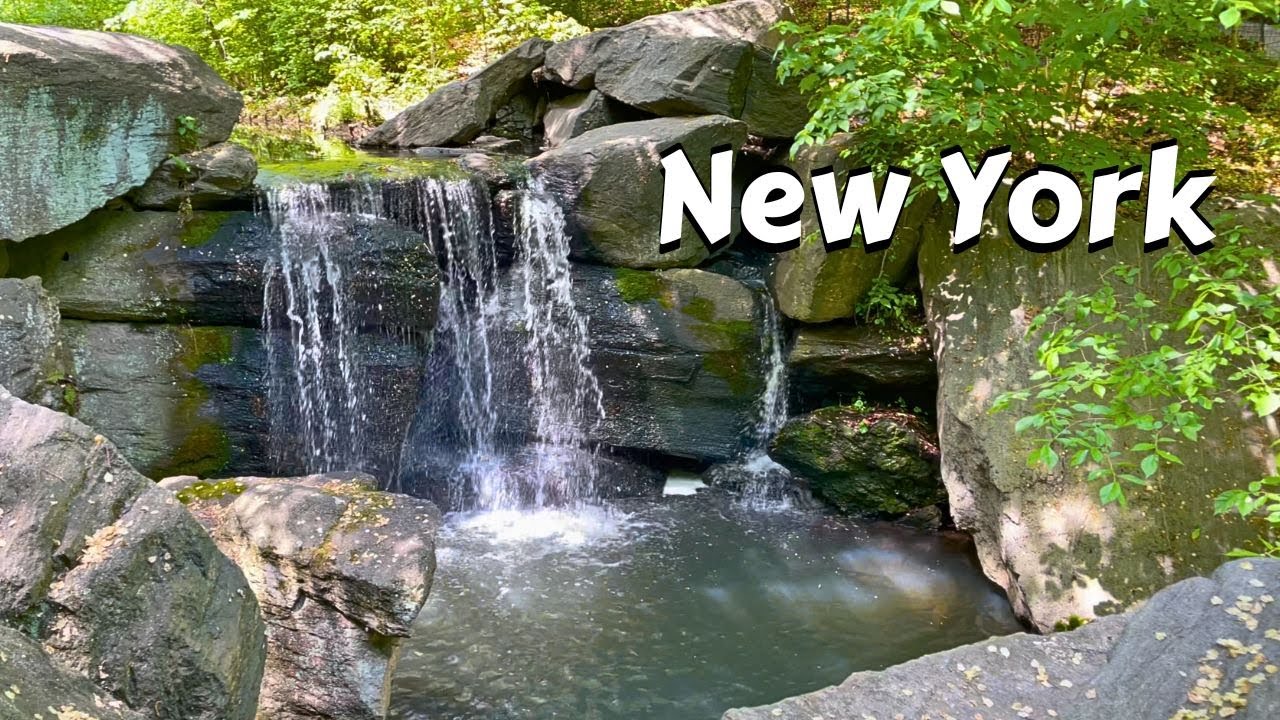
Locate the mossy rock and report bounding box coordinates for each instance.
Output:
[771,406,944,515]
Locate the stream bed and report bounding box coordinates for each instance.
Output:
[389,491,1022,719]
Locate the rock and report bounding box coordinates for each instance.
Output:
[0,23,242,241]
[918,188,1274,629]
[163,473,439,720]
[47,320,426,483]
[362,39,551,148]
[543,90,629,147]
[467,135,526,153]
[770,407,943,514]
[786,324,936,411]
[457,153,522,189]
[528,116,748,269]
[0,388,266,720]
[0,276,58,401]
[130,142,259,210]
[725,558,1280,720]
[5,208,440,331]
[543,1,804,137]
[0,625,146,720]
[770,135,938,322]
[571,264,765,462]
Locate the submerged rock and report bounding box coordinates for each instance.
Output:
[0,23,242,241]
[919,188,1275,629]
[362,39,551,148]
[0,387,266,720]
[529,116,748,269]
[725,558,1280,720]
[786,324,936,411]
[0,625,146,720]
[0,276,58,401]
[543,0,804,137]
[130,142,259,211]
[165,473,440,720]
[571,264,765,462]
[770,406,943,515]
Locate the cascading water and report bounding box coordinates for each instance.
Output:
[262,183,367,474]
[739,289,793,507]
[508,178,606,508]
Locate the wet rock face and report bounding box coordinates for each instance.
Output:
[786,324,936,412]
[130,142,259,211]
[0,23,242,242]
[919,187,1275,630]
[725,558,1280,720]
[770,406,944,515]
[0,625,147,720]
[362,39,551,148]
[569,264,765,463]
[0,276,58,401]
[529,116,748,269]
[166,473,440,720]
[0,388,266,720]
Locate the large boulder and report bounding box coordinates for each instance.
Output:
[0,276,58,401]
[771,406,944,514]
[571,265,766,462]
[362,39,551,148]
[130,142,259,211]
[542,90,628,147]
[0,388,266,720]
[5,208,440,331]
[726,558,1280,720]
[0,23,242,241]
[164,473,439,720]
[528,115,748,269]
[770,135,939,323]
[919,188,1275,629]
[47,320,426,482]
[787,324,936,412]
[543,0,805,137]
[0,625,146,720]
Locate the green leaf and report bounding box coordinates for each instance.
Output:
[1100,482,1125,506]
[1219,7,1242,28]
[1141,454,1159,479]
[940,1,961,16]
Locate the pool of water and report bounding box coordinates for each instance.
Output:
[389,491,1022,720]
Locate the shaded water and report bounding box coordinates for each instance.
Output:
[390,493,1021,720]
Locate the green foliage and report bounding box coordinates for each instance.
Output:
[854,274,923,333]
[542,0,713,27]
[993,218,1280,553]
[0,0,128,28]
[775,0,1280,196]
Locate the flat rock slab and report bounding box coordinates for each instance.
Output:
[0,23,242,241]
[725,558,1280,719]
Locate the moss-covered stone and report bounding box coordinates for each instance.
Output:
[175,479,248,505]
[614,267,668,304]
[256,153,466,187]
[771,406,944,515]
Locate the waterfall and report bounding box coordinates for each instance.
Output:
[739,290,792,506]
[262,183,367,474]
[509,178,606,508]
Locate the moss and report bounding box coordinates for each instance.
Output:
[0,240,9,277]
[257,154,466,187]
[614,268,667,304]
[366,630,400,659]
[175,478,247,505]
[321,480,395,531]
[176,326,235,373]
[178,212,234,248]
[160,423,234,480]
[681,296,716,323]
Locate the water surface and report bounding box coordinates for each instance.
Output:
[390,492,1021,720]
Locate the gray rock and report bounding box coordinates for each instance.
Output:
[0,276,58,401]
[543,90,624,147]
[919,188,1275,629]
[542,1,804,137]
[725,559,1280,720]
[572,264,765,462]
[769,134,938,323]
[787,324,935,410]
[528,116,748,269]
[48,320,426,483]
[0,387,266,720]
[362,39,551,148]
[130,142,259,210]
[5,208,440,331]
[771,406,943,515]
[0,625,146,720]
[164,473,440,720]
[467,135,526,153]
[0,23,242,241]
